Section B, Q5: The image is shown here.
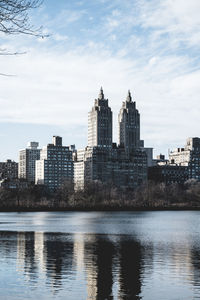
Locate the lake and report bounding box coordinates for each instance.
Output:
[0,211,200,299]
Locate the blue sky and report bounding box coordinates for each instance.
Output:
[0,0,200,160]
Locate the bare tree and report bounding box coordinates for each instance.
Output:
[0,0,47,75]
[0,0,44,36]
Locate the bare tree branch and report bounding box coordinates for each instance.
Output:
[0,0,49,75]
[0,0,47,37]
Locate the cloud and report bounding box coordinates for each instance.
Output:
[0,44,200,157]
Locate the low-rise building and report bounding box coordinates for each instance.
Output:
[0,178,29,189]
[0,159,18,179]
[148,164,189,185]
[152,154,168,166]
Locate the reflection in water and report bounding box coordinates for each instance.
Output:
[118,239,142,300]
[84,236,115,300]
[7,231,145,299]
[44,233,74,290]
[1,212,200,299]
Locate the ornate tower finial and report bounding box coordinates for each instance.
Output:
[98,87,104,100]
[126,90,132,102]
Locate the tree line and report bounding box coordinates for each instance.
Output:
[1,179,200,210]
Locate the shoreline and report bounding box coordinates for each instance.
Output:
[0,206,200,212]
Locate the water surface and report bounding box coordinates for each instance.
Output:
[0,211,200,299]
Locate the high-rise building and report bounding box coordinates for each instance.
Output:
[118,91,141,152]
[74,89,149,190]
[0,159,18,179]
[35,136,74,190]
[88,87,112,148]
[18,142,40,182]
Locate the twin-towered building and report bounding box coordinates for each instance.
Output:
[74,88,152,190]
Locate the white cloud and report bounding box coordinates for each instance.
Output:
[138,0,200,48]
[0,45,199,156]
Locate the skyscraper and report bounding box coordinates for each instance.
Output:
[118,91,141,152]
[88,87,112,148]
[74,89,149,190]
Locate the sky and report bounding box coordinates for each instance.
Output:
[0,0,200,161]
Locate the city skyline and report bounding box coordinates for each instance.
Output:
[0,86,199,162]
[0,0,200,161]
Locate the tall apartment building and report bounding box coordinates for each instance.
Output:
[118,91,153,166]
[18,142,40,182]
[118,90,141,151]
[88,87,112,148]
[74,89,149,190]
[35,136,74,190]
[169,137,200,180]
[0,159,18,179]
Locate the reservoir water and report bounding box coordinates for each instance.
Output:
[0,211,200,299]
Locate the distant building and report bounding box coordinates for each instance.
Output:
[118,90,141,151]
[0,159,18,179]
[88,87,112,148]
[148,165,189,185]
[0,178,29,189]
[74,89,150,190]
[74,145,147,190]
[152,154,168,166]
[118,91,153,167]
[169,137,200,181]
[35,136,74,190]
[18,142,40,183]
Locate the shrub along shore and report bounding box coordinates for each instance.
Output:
[1,179,200,211]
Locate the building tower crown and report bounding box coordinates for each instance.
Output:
[126,90,132,102]
[98,87,104,100]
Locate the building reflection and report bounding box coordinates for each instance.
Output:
[73,233,85,271]
[14,231,153,298]
[44,233,74,289]
[17,232,37,281]
[189,244,200,290]
[117,238,142,300]
[84,235,114,300]
[17,232,46,277]
[17,232,26,272]
[34,232,46,276]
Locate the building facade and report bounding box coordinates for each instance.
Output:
[74,146,147,190]
[0,159,18,179]
[169,137,200,181]
[35,136,74,190]
[118,90,141,151]
[18,142,40,183]
[148,164,189,185]
[74,89,149,190]
[88,87,112,148]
